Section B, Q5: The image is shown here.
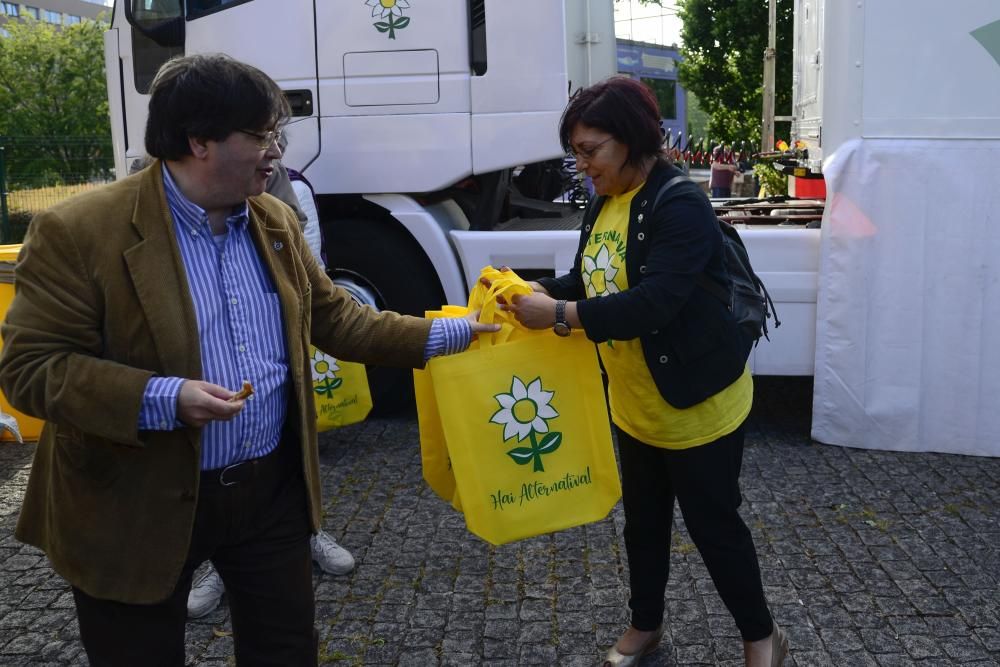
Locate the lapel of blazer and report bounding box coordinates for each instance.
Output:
[122,163,203,451]
[122,162,202,382]
[247,197,306,395]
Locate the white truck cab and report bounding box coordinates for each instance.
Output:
[104,0,617,408]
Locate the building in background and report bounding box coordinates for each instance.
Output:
[616,39,687,144]
[0,0,108,37]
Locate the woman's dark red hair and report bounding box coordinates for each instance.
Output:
[559,76,664,167]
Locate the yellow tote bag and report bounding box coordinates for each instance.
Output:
[310,346,373,431]
[426,280,620,545]
[415,306,469,509]
[416,268,541,510]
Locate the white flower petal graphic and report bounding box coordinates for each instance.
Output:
[495,393,516,410]
[537,404,558,419]
[490,407,512,426]
[492,375,559,443]
[502,420,520,441]
[508,419,534,441]
[607,282,621,294]
[605,264,619,283]
[526,378,543,399]
[511,377,528,400]
[596,245,612,269]
[582,255,597,274]
[310,349,340,382]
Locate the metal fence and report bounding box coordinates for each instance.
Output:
[0,136,115,243]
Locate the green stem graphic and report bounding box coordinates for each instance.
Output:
[529,431,544,472]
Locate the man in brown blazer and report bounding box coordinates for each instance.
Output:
[0,54,493,666]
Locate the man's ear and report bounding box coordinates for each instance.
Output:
[188,135,211,159]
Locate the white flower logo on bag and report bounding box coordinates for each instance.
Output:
[490,376,561,472]
[311,349,342,397]
[582,245,620,298]
[365,0,411,39]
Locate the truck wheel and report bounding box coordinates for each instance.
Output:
[322,217,446,415]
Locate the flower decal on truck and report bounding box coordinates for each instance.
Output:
[490,376,561,472]
[366,0,411,39]
[311,349,343,397]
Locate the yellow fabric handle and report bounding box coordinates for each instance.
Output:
[470,267,535,348]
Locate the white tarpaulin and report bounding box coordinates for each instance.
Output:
[812,138,1000,457]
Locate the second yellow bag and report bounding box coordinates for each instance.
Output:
[427,329,620,545]
[310,346,373,431]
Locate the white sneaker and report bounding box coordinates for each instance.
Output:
[310,531,355,575]
[187,565,225,619]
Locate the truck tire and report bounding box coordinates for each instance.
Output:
[321,217,446,415]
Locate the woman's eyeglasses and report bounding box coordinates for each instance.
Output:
[569,136,614,161]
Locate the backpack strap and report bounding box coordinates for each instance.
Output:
[652,175,694,211]
[650,175,731,305]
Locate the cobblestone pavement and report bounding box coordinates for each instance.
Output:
[1,377,999,666]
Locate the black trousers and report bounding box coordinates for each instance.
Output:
[72,439,317,667]
[616,424,773,641]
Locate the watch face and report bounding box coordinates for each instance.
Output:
[553,322,571,337]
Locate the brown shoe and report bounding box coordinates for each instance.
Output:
[602,625,665,667]
[770,622,789,666]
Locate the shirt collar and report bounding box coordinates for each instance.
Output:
[161,163,249,236]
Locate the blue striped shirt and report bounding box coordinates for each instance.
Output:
[138,165,470,469]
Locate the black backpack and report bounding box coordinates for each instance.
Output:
[653,176,780,346]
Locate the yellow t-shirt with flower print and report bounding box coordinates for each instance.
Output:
[584,182,752,449]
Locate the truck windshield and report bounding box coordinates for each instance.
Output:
[126,0,184,92]
[187,0,252,20]
[128,0,182,26]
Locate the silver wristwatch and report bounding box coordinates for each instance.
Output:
[553,300,571,337]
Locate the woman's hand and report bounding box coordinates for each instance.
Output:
[478,266,550,296]
[506,292,558,329]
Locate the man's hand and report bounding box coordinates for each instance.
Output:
[177,380,246,427]
[464,310,501,335]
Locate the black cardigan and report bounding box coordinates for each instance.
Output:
[538,161,747,409]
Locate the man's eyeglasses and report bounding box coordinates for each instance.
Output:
[240,128,280,149]
[569,136,614,162]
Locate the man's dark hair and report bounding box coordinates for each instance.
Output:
[559,76,664,168]
[145,53,291,160]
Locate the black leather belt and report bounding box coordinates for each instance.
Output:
[201,444,284,488]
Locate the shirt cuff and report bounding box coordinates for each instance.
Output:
[424,317,473,361]
[138,376,185,430]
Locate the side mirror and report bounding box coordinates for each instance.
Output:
[125,0,185,49]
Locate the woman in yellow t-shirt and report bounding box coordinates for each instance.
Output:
[505,77,787,667]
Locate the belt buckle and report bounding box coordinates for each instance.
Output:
[219,461,248,486]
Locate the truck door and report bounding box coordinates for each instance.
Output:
[184,0,319,171]
[113,0,319,173]
[310,1,474,195]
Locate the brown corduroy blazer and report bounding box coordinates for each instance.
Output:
[0,162,431,603]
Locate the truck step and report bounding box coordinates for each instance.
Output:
[493,210,585,232]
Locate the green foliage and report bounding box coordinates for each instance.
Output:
[752,161,787,196]
[0,18,112,186]
[676,0,793,146]
[686,92,709,142]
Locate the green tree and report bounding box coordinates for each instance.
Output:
[0,17,112,185]
[675,0,792,149]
